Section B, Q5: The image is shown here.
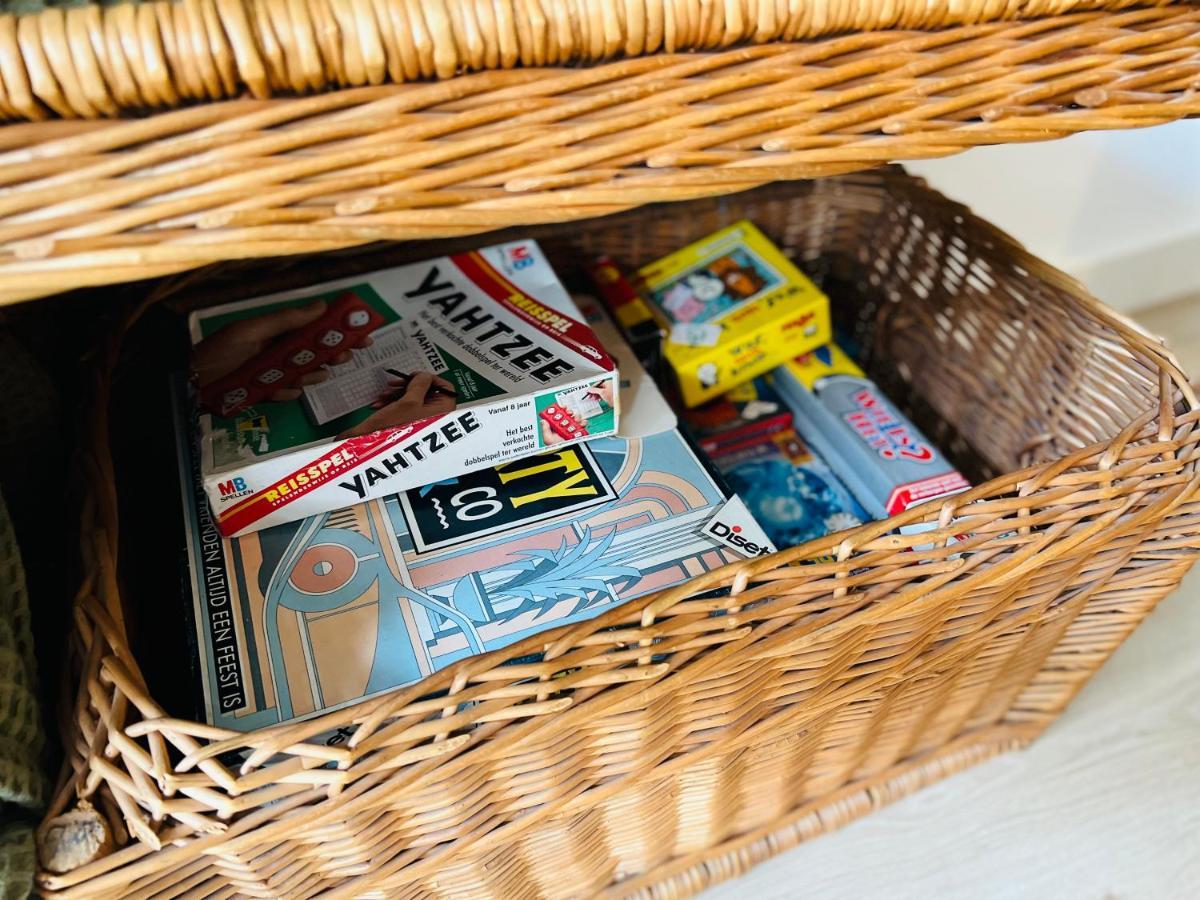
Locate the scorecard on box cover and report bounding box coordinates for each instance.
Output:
[555,385,603,420]
[302,322,448,425]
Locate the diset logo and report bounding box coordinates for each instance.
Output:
[705,520,772,556]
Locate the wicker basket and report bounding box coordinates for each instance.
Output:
[0,3,1195,303]
[36,168,1200,898]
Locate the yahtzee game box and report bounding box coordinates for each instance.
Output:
[176,306,771,732]
[189,241,618,537]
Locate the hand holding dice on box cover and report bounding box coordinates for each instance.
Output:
[538,379,616,446]
[194,294,380,417]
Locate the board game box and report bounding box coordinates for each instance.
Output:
[189,241,618,537]
[678,376,794,457]
[636,221,832,407]
[710,428,868,549]
[773,343,970,524]
[177,303,773,732]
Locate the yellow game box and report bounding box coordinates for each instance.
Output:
[637,221,831,406]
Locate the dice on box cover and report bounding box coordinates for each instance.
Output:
[198,292,385,417]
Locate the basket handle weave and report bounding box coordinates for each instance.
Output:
[0,0,1176,120]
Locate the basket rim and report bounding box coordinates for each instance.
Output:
[37,167,1200,895]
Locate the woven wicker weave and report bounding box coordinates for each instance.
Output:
[0,0,1178,119]
[37,169,1200,898]
[0,5,1195,305]
[0,486,46,900]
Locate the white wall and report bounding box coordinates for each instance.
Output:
[904,120,1200,314]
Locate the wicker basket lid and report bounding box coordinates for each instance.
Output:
[0,1,1194,301]
[0,0,1182,119]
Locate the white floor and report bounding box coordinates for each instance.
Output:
[703,299,1200,900]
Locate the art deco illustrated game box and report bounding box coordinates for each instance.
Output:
[177,301,772,731]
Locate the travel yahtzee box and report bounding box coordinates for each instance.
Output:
[175,300,771,732]
[188,241,618,537]
[636,221,832,407]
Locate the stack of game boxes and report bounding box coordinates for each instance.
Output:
[590,223,968,551]
[177,242,769,732]
[174,229,967,735]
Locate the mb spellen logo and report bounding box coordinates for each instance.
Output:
[217,477,252,500]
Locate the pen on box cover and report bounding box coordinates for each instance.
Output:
[385,368,458,399]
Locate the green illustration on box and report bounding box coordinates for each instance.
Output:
[533,379,618,448]
[197,282,507,467]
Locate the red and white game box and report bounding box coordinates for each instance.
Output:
[189,241,618,537]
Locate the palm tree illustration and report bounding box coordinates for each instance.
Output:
[455,526,641,625]
[266,520,639,719]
